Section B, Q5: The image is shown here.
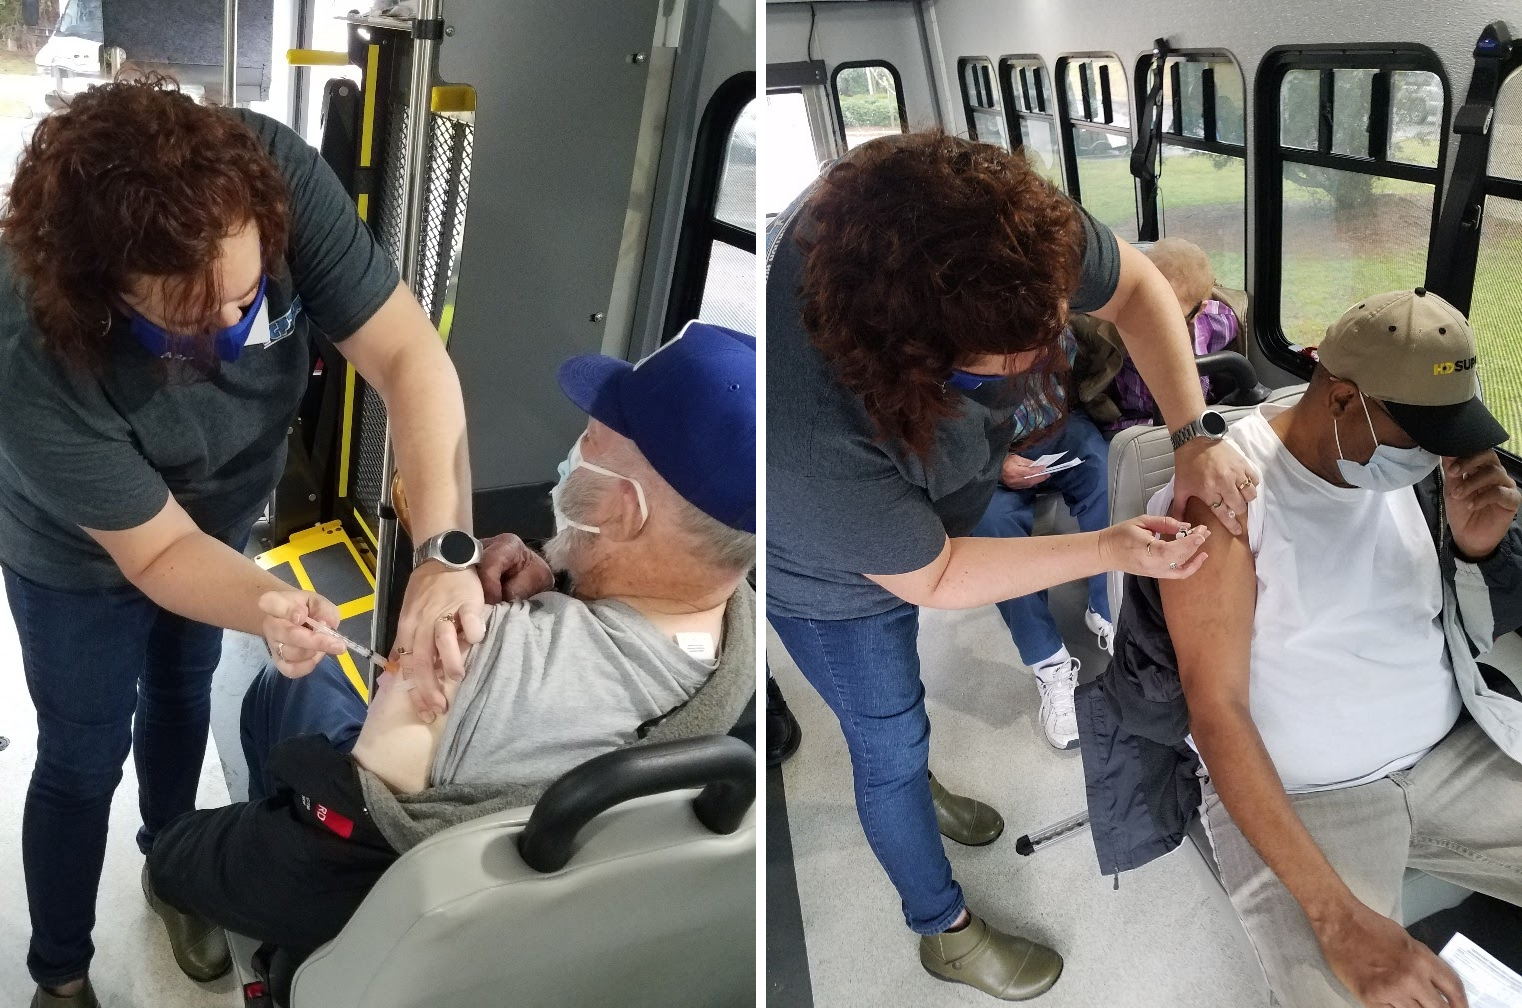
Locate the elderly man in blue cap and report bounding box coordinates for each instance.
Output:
[141,322,757,999]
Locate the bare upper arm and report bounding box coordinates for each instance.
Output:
[83,493,201,586]
[335,281,439,394]
[1157,495,1257,710]
[863,537,953,607]
[1086,239,1151,325]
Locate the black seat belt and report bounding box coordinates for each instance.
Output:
[1428,22,1516,312]
[1132,38,1172,243]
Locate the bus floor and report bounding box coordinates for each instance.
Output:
[0,582,259,1006]
[767,571,1270,1007]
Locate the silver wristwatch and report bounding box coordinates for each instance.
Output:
[1170,409,1229,452]
[413,529,482,571]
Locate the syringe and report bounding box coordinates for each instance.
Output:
[1014,810,1091,856]
[302,617,393,673]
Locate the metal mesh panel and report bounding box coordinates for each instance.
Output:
[354,384,388,528]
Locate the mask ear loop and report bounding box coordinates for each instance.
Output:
[563,459,649,534]
[1357,392,1382,454]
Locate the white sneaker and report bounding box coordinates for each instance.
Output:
[1032,657,1081,750]
[1085,608,1114,656]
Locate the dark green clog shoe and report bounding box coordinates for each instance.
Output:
[142,862,232,982]
[30,978,99,1008]
[921,914,1063,1000]
[929,772,1005,846]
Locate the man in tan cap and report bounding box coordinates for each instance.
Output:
[1143,288,1522,1007]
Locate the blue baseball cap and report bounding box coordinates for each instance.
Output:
[557,321,756,533]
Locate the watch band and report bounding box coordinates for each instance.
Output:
[413,530,482,571]
[1170,410,1227,452]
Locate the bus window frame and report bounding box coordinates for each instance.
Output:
[1054,51,1135,228]
[958,55,1008,147]
[999,54,1064,190]
[663,71,757,343]
[1253,44,1451,378]
[1131,48,1246,271]
[830,59,909,148]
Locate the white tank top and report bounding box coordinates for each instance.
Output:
[1150,404,1462,792]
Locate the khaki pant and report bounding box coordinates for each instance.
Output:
[1200,719,1522,1008]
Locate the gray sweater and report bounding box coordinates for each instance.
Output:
[359,581,755,853]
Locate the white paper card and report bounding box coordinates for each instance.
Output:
[1040,457,1084,474]
[1030,452,1068,469]
[1440,932,1522,1008]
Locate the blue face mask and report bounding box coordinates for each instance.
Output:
[130,275,268,362]
[1334,392,1440,492]
[946,368,1007,391]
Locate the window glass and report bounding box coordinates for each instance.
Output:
[971,109,1009,148]
[698,240,756,337]
[1019,118,1063,189]
[1072,125,1136,241]
[1279,164,1434,346]
[1215,60,1246,146]
[1159,147,1246,290]
[1330,69,1376,158]
[1280,69,1321,150]
[1488,68,1522,182]
[714,100,756,230]
[1470,196,1522,452]
[300,0,365,145]
[1388,70,1443,168]
[835,64,903,150]
[764,90,822,217]
[1106,59,1130,128]
[1179,61,1207,139]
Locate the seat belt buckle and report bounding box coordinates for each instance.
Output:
[1453,103,1494,136]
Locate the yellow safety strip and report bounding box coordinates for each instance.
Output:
[287,554,317,592]
[359,44,380,168]
[343,533,377,584]
[438,301,454,343]
[353,507,378,548]
[356,192,369,220]
[338,364,356,498]
[429,84,476,112]
[337,651,370,703]
[287,49,349,66]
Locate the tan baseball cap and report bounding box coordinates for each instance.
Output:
[1317,288,1506,457]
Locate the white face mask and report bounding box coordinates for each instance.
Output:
[550,435,649,534]
[1334,393,1440,492]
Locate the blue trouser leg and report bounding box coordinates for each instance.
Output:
[241,656,367,802]
[972,486,1064,666]
[768,603,965,934]
[1044,413,1112,622]
[5,566,221,987]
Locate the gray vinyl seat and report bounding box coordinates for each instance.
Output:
[270,737,757,1008]
[1103,383,1470,925]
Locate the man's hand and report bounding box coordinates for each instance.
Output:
[1314,899,1468,1008]
[1001,453,1052,491]
[1170,437,1258,536]
[1445,451,1520,562]
[477,533,554,604]
[392,564,488,722]
[259,590,346,679]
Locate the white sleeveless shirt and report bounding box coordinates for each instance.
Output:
[1150,404,1463,792]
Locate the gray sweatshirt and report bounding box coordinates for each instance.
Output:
[360,581,755,853]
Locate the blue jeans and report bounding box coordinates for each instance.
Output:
[973,414,1111,667]
[6,566,228,987]
[241,656,367,801]
[768,602,964,934]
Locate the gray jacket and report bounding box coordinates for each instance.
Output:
[1076,472,1522,877]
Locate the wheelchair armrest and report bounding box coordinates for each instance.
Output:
[1196,351,1272,407]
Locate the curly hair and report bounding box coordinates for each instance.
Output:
[1,76,290,372]
[798,130,1084,458]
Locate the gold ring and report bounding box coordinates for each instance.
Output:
[397,647,413,656]
[1210,499,1223,509]
[1237,479,1253,491]
[438,612,457,623]
[276,641,285,660]
[1145,541,1153,555]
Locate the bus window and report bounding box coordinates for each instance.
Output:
[1266,50,1445,352]
[700,99,758,336]
[832,62,906,150]
[999,56,1063,190]
[1145,52,1246,289]
[1057,54,1136,241]
[764,88,825,217]
[958,56,1008,148]
[667,74,757,340]
[1467,67,1522,452]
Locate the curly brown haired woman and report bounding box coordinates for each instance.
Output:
[766,130,1254,999]
[0,79,487,1008]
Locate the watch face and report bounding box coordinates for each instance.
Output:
[1202,411,1229,437]
[439,530,476,565]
